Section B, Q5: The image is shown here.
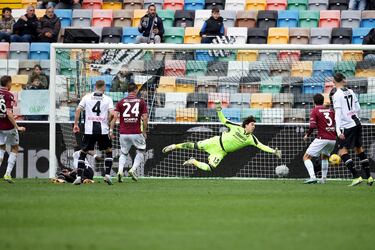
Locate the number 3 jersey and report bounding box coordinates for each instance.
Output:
[307,105,336,140]
[115,93,147,134]
[332,87,361,131]
[0,87,15,131]
[78,92,114,135]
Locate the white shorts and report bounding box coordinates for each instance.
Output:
[305,138,336,157]
[120,134,146,154]
[0,129,19,146]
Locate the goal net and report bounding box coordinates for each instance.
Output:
[49,44,375,179]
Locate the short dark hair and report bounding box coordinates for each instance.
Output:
[34,64,42,71]
[313,93,324,105]
[127,82,137,93]
[333,73,346,83]
[2,7,11,14]
[212,7,220,13]
[95,80,105,89]
[242,116,256,128]
[148,4,156,10]
[0,75,11,87]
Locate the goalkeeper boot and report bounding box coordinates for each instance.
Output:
[3,175,14,184]
[367,176,374,186]
[117,172,123,183]
[73,176,82,185]
[104,174,113,185]
[348,177,363,187]
[183,158,196,167]
[83,179,94,184]
[303,178,317,184]
[128,169,138,182]
[162,144,176,153]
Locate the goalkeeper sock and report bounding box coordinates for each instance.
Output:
[358,152,370,179]
[176,142,195,150]
[5,152,17,176]
[321,159,329,179]
[193,160,212,172]
[104,152,113,175]
[130,150,144,172]
[304,159,316,179]
[118,153,127,174]
[0,149,5,167]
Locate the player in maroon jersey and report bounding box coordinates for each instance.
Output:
[0,76,26,183]
[111,82,148,182]
[303,93,336,184]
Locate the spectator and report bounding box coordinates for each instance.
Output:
[363,28,375,61]
[136,4,164,44]
[37,6,61,42]
[11,6,39,43]
[0,7,15,42]
[26,65,49,90]
[200,7,224,44]
[349,0,367,10]
[111,67,134,92]
[367,0,375,9]
[37,1,58,9]
[55,0,82,9]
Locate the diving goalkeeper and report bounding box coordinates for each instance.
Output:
[162,101,282,171]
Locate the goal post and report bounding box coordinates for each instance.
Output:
[49,43,375,179]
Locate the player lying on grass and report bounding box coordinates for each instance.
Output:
[163,101,281,171]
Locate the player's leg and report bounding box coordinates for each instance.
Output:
[0,145,5,172]
[162,141,197,153]
[3,129,19,183]
[83,167,95,184]
[318,140,336,184]
[99,135,113,185]
[118,135,132,182]
[74,135,94,185]
[353,125,373,186]
[302,139,321,183]
[128,134,147,182]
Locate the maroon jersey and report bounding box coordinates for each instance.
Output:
[0,87,15,130]
[115,93,147,134]
[307,105,336,140]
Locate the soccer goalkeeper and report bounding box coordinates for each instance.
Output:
[162,101,282,171]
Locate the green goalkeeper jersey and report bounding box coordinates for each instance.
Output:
[217,110,275,154]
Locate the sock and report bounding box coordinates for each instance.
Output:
[104,152,113,175]
[304,159,316,179]
[358,152,370,179]
[341,154,359,178]
[130,150,144,172]
[0,149,5,167]
[77,152,87,177]
[321,159,329,179]
[118,153,127,174]
[176,142,196,150]
[192,160,212,172]
[5,152,17,176]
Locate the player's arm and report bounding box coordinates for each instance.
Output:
[332,94,343,138]
[251,135,281,158]
[215,100,234,127]
[6,109,25,132]
[142,113,148,139]
[73,95,86,133]
[304,110,317,141]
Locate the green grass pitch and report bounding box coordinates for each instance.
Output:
[0,179,374,250]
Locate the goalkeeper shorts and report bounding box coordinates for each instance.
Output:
[197,136,227,168]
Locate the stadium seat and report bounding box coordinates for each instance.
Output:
[34,9,45,19]
[269,62,291,76]
[277,10,299,28]
[358,109,371,123]
[176,77,196,92]
[121,27,141,43]
[18,59,38,75]
[328,0,348,10]
[227,61,250,77]
[132,9,147,27]
[321,50,342,62]
[287,0,308,10]
[291,61,312,77]
[102,0,123,9]
[359,93,375,109]
[268,27,289,44]
[281,76,303,94]
[184,0,205,10]
[208,92,230,108]
[245,0,267,10]
[222,108,242,122]
[7,59,19,75]
[227,27,248,44]
[303,77,324,94]
[187,93,209,108]
[184,27,201,43]
[229,93,251,108]
[82,0,103,9]
[198,108,219,122]
[154,108,176,122]
[21,0,36,8]
[218,77,239,93]
[235,11,257,28]
[361,11,375,28]
[206,0,226,9]
[267,0,287,10]
[9,43,29,60]
[101,27,122,43]
[237,50,258,61]
[355,61,375,77]
[11,9,25,21]
[196,76,218,93]
[343,50,363,61]
[260,77,282,93]
[158,9,175,28]
[220,10,237,28]
[247,27,268,44]
[144,0,163,9]
[251,93,272,108]
[272,93,294,108]
[90,75,113,91]
[157,77,177,93]
[174,10,195,27]
[194,10,211,28]
[258,50,278,61]
[248,61,270,78]
[352,27,371,44]
[368,77,375,93]
[298,10,319,28]
[186,60,208,76]
[308,0,328,10]
[113,10,132,27]
[346,77,368,94]
[10,75,28,92]
[55,9,72,28]
[340,10,361,29]
[164,60,186,77]
[164,0,184,10]
[241,108,262,121]
[92,9,113,27]
[195,50,215,61]
[372,110,375,124]
[284,108,306,122]
[0,60,8,75]
[0,43,9,59]
[163,27,185,43]
[313,61,334,77]
[207,61,228,77]
[331,27,352,44]
[278,50,301,61]
[164,92,188,109]
[225,0,246,10]
[123,0,144,10]
[319,10,340,28]
[257,10,278,29]
[289,28,310,44]
[310,27,331,44]
[153,50,174,61]
[334,61,356,78]
[176,108,198,122]
[72,9,92,27]
[239,76,261,93]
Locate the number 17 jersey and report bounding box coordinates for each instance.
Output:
[115,93,148,135]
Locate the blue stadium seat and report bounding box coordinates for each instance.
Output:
[241,108,262,122]
[222,108,242,122]
[195,50,215,61]
[29,43,50,60]
[122,27,141,44]
[360,11,375,28]
[352,27,371,44]
[313,61,335,78]
[303,77,324,94]
[277,10,299,28]
[184,0,205,10]
[55,9,72,28]
[90,75,113,92]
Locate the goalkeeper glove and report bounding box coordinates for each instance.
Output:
[215,100,222,111]
[274,148,282,159]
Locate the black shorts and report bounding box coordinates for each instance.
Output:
[338,125,363,149]
[81,134,112,151]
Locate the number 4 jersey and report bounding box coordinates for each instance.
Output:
[115,93,148,134]
[307,105,336,140]
[79,92,114,135]
[332,87,361,131]
[0,87,15,131]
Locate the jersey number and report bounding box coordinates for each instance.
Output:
[123,102,140,118]
[344,95,353,111]
[0,98,6,114]
[323,112,332,126]
[92,101,101,116]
